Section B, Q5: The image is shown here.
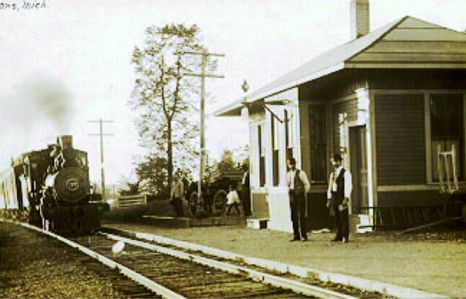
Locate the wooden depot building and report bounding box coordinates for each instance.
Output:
[215,0,466,232]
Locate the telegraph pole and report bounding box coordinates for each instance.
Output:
[88,118,113,201]
[184,50,224,201]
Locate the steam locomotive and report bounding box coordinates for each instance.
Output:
[0,135,106,235]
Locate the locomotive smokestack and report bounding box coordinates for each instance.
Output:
[58,135,73,149]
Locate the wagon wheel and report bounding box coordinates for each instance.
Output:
[212,189,227,216]
[189,192,198,216]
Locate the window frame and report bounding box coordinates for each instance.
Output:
[426,92,466,184]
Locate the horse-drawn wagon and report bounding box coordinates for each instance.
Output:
[187,169,244,217]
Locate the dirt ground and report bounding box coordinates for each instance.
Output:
[0,223,127,298]
[107,222,466,298]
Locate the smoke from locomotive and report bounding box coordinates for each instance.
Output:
[0,135,105,235]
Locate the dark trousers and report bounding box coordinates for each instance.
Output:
[289,192,307,239]
[226,203,240,215]
[172,197,184,217]
[332,199,349,240]
[241,190,251,216]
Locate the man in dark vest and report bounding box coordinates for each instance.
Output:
[326,153,353,243]
[287,158,311,242]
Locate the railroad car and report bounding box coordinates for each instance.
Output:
[0,135,106,234]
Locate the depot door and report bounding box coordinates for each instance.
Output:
[349,126,368,214]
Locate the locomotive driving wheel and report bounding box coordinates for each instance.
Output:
[188,192,209,217]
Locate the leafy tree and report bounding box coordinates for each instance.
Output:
[206,149,241,184]
[131,24,214,193]
[118,181,141,196]
[135,154,168,195]
[214,146,249,175]
[215,149,237,174]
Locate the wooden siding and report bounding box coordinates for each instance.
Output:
[378,190,445,206]
[375,94,426,185]
[349,17,466,65]
[351,53,466,63]
[365,41,466,54]
[384,29,466,42]
[397,17,440,29]
[375,191,448,228]
[368,69,466,90]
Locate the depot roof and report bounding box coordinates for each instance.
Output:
[215,16,466,117]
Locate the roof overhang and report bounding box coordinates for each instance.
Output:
[214,63,345,117]
[214,100,244,117]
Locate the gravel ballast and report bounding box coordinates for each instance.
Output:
[0,222,130,298]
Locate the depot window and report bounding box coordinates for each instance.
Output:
[430,94,464,181]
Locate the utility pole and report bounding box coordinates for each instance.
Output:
[88,118,114,201]
[184,50,224,202]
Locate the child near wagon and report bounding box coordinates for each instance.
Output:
[225,185,241,216]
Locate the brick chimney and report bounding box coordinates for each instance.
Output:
[350,0,370,39]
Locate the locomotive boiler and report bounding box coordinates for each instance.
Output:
[0,135,105,235]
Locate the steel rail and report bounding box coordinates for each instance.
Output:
[5,221,185,299]
[101,232,357,299]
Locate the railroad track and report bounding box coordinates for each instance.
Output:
[72,232,358,298]
[10,221,363,298]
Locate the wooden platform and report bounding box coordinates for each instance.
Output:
[141,215,246,228]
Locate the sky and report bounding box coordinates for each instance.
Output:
[0,0,465,186]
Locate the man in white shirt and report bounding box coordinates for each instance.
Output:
[225,185,241,216]
[326,153,352,243]
[287,158,311,241]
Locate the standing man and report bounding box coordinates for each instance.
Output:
[327,153,353,243]
[287,158,311,242]
[241,163,252,217]
[171,172,185,217]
